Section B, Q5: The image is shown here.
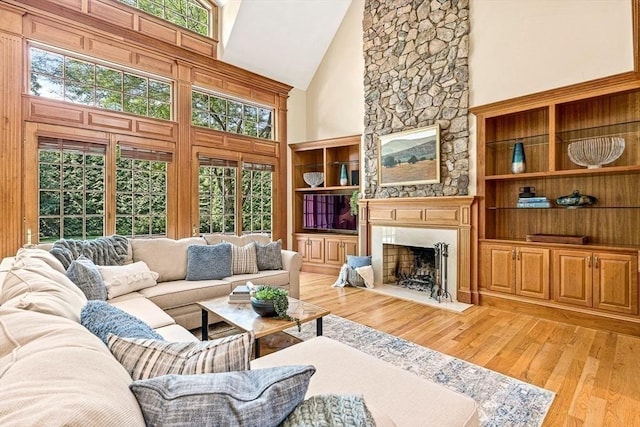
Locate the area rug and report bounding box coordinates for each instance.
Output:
[283,314,555,427]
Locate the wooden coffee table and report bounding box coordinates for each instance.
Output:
[197,296,330,357]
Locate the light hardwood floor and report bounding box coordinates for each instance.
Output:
[298,272,640,427]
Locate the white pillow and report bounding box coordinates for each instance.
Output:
[98,261,159,299]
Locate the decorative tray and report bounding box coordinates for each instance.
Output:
[525,234,588,244]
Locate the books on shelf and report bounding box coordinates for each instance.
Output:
[517,197,552,208]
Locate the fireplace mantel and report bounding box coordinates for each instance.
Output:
[358,197,478,304]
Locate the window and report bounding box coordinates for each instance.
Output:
[192,90,274,140]
[198,157,237,234]
[29,47,172,120]
[118,0,212,37]
[116,146,171,237]
[241,162,273,235]
[38,137,106,242]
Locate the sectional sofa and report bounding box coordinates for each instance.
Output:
[0,235,479,426]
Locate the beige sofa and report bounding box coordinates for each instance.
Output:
[0,240,479,426]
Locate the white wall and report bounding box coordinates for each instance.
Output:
[469,0,634,107]
[304,0,365,141]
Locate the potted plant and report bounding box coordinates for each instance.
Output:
[350,190,360,216]
[251,285,301,331]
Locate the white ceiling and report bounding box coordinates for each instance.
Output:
[217,0,352,90]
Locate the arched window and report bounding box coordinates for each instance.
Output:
[118,0,214,37]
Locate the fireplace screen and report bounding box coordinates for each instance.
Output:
[382,242,451,302]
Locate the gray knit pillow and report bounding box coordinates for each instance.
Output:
[255,239,283,270]
[130,366,315,427]
[66,255,107,300]
[185,243,232,280]
[282,394,376,427]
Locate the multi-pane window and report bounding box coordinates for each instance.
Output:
[29,47,172,120]
[118,0,211,37]
[38,138,106,242]
[198,157,237,234]
[116,146,170,237]
[192,90,274,140]
[241,162,273,235]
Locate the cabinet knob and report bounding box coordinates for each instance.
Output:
[587,255,591,268]
[516,249,520,261]
[594,255,599,269]
[512,249,516,260]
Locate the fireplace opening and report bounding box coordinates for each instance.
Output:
[382,242,451,301]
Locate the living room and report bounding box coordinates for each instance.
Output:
[1,0,639,426]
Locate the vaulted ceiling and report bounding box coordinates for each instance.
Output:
[217,0,352,90]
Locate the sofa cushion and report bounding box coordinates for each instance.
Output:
[98,261,159,299]
[255,239,283,270]
[15,247,66,274]
[129,365,315,427]
[155,324,200,342]
[139,279,231,311]
[226,270,290,288]
[231,242,258,274]
[185,243,232,280]
[108,331,254,380]
[281,394,376,427]
[0,265,87,322]
[0,307,145,426]
[66,255,107,300]
[109,296,176,329]
[80,301,163,344]
[131,237,206,282]
[203,233,271,246]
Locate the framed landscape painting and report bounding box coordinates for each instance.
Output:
[378,124,441,186]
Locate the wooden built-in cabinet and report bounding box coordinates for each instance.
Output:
[554,249,638,315]
[481,243,550,299]
[472,74,640,334]
[290,135,361,273]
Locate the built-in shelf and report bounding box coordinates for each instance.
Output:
[556,120,640,143]
[486,133,549,148]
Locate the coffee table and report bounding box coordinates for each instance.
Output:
[197,296,330,357]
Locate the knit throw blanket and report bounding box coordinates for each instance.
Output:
[50,235,130,269]
[281,394,376,427]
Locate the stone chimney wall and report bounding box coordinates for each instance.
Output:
[362,0,470,198]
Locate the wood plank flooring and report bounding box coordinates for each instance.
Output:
[298,272,640,427]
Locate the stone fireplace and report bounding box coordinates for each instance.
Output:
[357,196,477,304]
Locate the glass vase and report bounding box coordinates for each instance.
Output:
[340,163,348,185]
[511,141,526,174]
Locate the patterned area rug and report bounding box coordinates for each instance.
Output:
[283,314,555,427]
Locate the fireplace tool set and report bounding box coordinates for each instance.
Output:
[433,242,452,303]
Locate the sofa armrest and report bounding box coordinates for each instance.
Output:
[281,250,302,299]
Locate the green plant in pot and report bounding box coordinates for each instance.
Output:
[251,285,301,331]
[350,190,360,216]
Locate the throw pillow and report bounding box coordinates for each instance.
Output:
[231,242,259,274]
[347,255,372,269]
[281,394,376,427]
[108,331,254,380]
[97,261,159,299]
[255,239,283,270]
[185,243,232,281]
[80,300,163,344]
[346,266,365,287]
[129,365,316,427]
[66,255,107,301]
[355,265,375,289]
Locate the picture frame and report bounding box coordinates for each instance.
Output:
[378,124,441,186]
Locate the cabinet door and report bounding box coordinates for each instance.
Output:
[516,247,549,299]
[553,250,592,307]
[342,237,358,261]
[294,236,310,261]
[324,238,343,266]
[593,253,639,315]
[484,244,515,294]
[307,237,325,263]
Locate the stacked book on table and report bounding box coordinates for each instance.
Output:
[516,196,552,208]
[228,284,252,304]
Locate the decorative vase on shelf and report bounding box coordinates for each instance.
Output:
[511,141,526,174]
[340,164,348,186]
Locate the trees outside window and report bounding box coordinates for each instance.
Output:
[241,162,273,235]
[192,89,273,140]
[198,158,237,234]
[30,47,172,120]
[118,0,212,37]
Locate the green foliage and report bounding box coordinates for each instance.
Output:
[252,286,301,331]
[350,190,360,216]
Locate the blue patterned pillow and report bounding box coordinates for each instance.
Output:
[66,255,107,301]
[186,243,232,280]
[255,240,283,270]
[130,366,315,427]
[80,301,163,344]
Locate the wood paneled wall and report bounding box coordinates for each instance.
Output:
[0,0,292,258]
